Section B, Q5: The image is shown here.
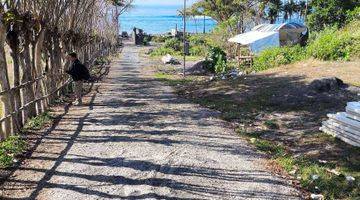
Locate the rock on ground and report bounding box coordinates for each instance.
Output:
[309,77,346,92]
[161,54,180,65]
[0,42,301,200]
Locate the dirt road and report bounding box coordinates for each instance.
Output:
[0,44,301,199]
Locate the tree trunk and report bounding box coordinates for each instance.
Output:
[0,16,15,138]
[53,33,62,97]
[7,28,23,127]
[34,29,46,113]
[20,38,37,120]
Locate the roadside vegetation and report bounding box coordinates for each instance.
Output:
[0,136,26,168]
[150,34,210,59]
[150,0,360,199]
[0,111,53,168]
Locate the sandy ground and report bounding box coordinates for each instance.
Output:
[0,43,301,200]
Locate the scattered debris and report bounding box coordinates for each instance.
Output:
[346,175,355,183]
[310,194,324,200]
[255,113,264,120]
[206,69,247,82]
[161,54,180,65]
[311,174,319,180]
[250,138,257,143]
[228,69,239,79]
[289,169,297,175]
[318,160,328,164]
[309,77,346,92]
[314,186,320,193]
[326,169,341,176]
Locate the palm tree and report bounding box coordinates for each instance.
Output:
[297,0,308,20]
[267,0,282,23]
[283,0,297,22]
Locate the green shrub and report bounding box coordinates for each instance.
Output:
[347,7,360,22]
[24,112,52,130]
[143,35,152,45]
[164,38,182,51]
[152,35,172,43]
[206,46,228,73]
[150,37,183,56]
[150,46,179,57]
[307,0,359,32]
[190,45,208,56]
[343,20,360,57]
[0,136,26,168]
[252,45,306,72]
[307,27,352,60]
[215,54,227,74]
[189,34,207,45]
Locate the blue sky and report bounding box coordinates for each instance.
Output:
[133,0,199,6]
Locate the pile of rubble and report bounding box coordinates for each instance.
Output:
[320,101,360,147]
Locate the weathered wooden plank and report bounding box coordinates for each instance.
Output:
[321,102,360,147]
[327,113,360,130]
[346,111,360,122]
[347,102,360,114]
[320,126,360,147]
[324,120,360,138]
[323,121,360,141]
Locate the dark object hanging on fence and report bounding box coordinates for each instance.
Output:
[66,59,91,81]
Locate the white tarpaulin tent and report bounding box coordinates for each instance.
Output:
[228,31,280,53]
[229,22,308,54]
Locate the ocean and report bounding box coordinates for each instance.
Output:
[120,4,217,34]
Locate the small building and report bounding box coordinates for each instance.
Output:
[229,22,308,54]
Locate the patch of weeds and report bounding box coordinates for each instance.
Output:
[297,163,359,199]
[154,72,192,87]
[250,138,287,158]
[275,156,296,172]
[264,119,280,129]
[24,112,52,130]
[0,135,26,168]
[246,135,359,199]
[236,127,265,138]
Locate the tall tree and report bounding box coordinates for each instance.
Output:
[307,0,359,31]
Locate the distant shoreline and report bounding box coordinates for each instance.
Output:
[120,16,217,35]
[120,4,217,35]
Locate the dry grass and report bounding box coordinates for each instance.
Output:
[264,59,360,86]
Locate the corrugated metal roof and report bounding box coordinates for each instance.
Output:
[252,22,306,32]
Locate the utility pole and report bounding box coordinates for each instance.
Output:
[305,0,308,24]
[203,15,206,34]
[183,0,186,77]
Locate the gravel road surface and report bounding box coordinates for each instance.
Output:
[0,43,301,200]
